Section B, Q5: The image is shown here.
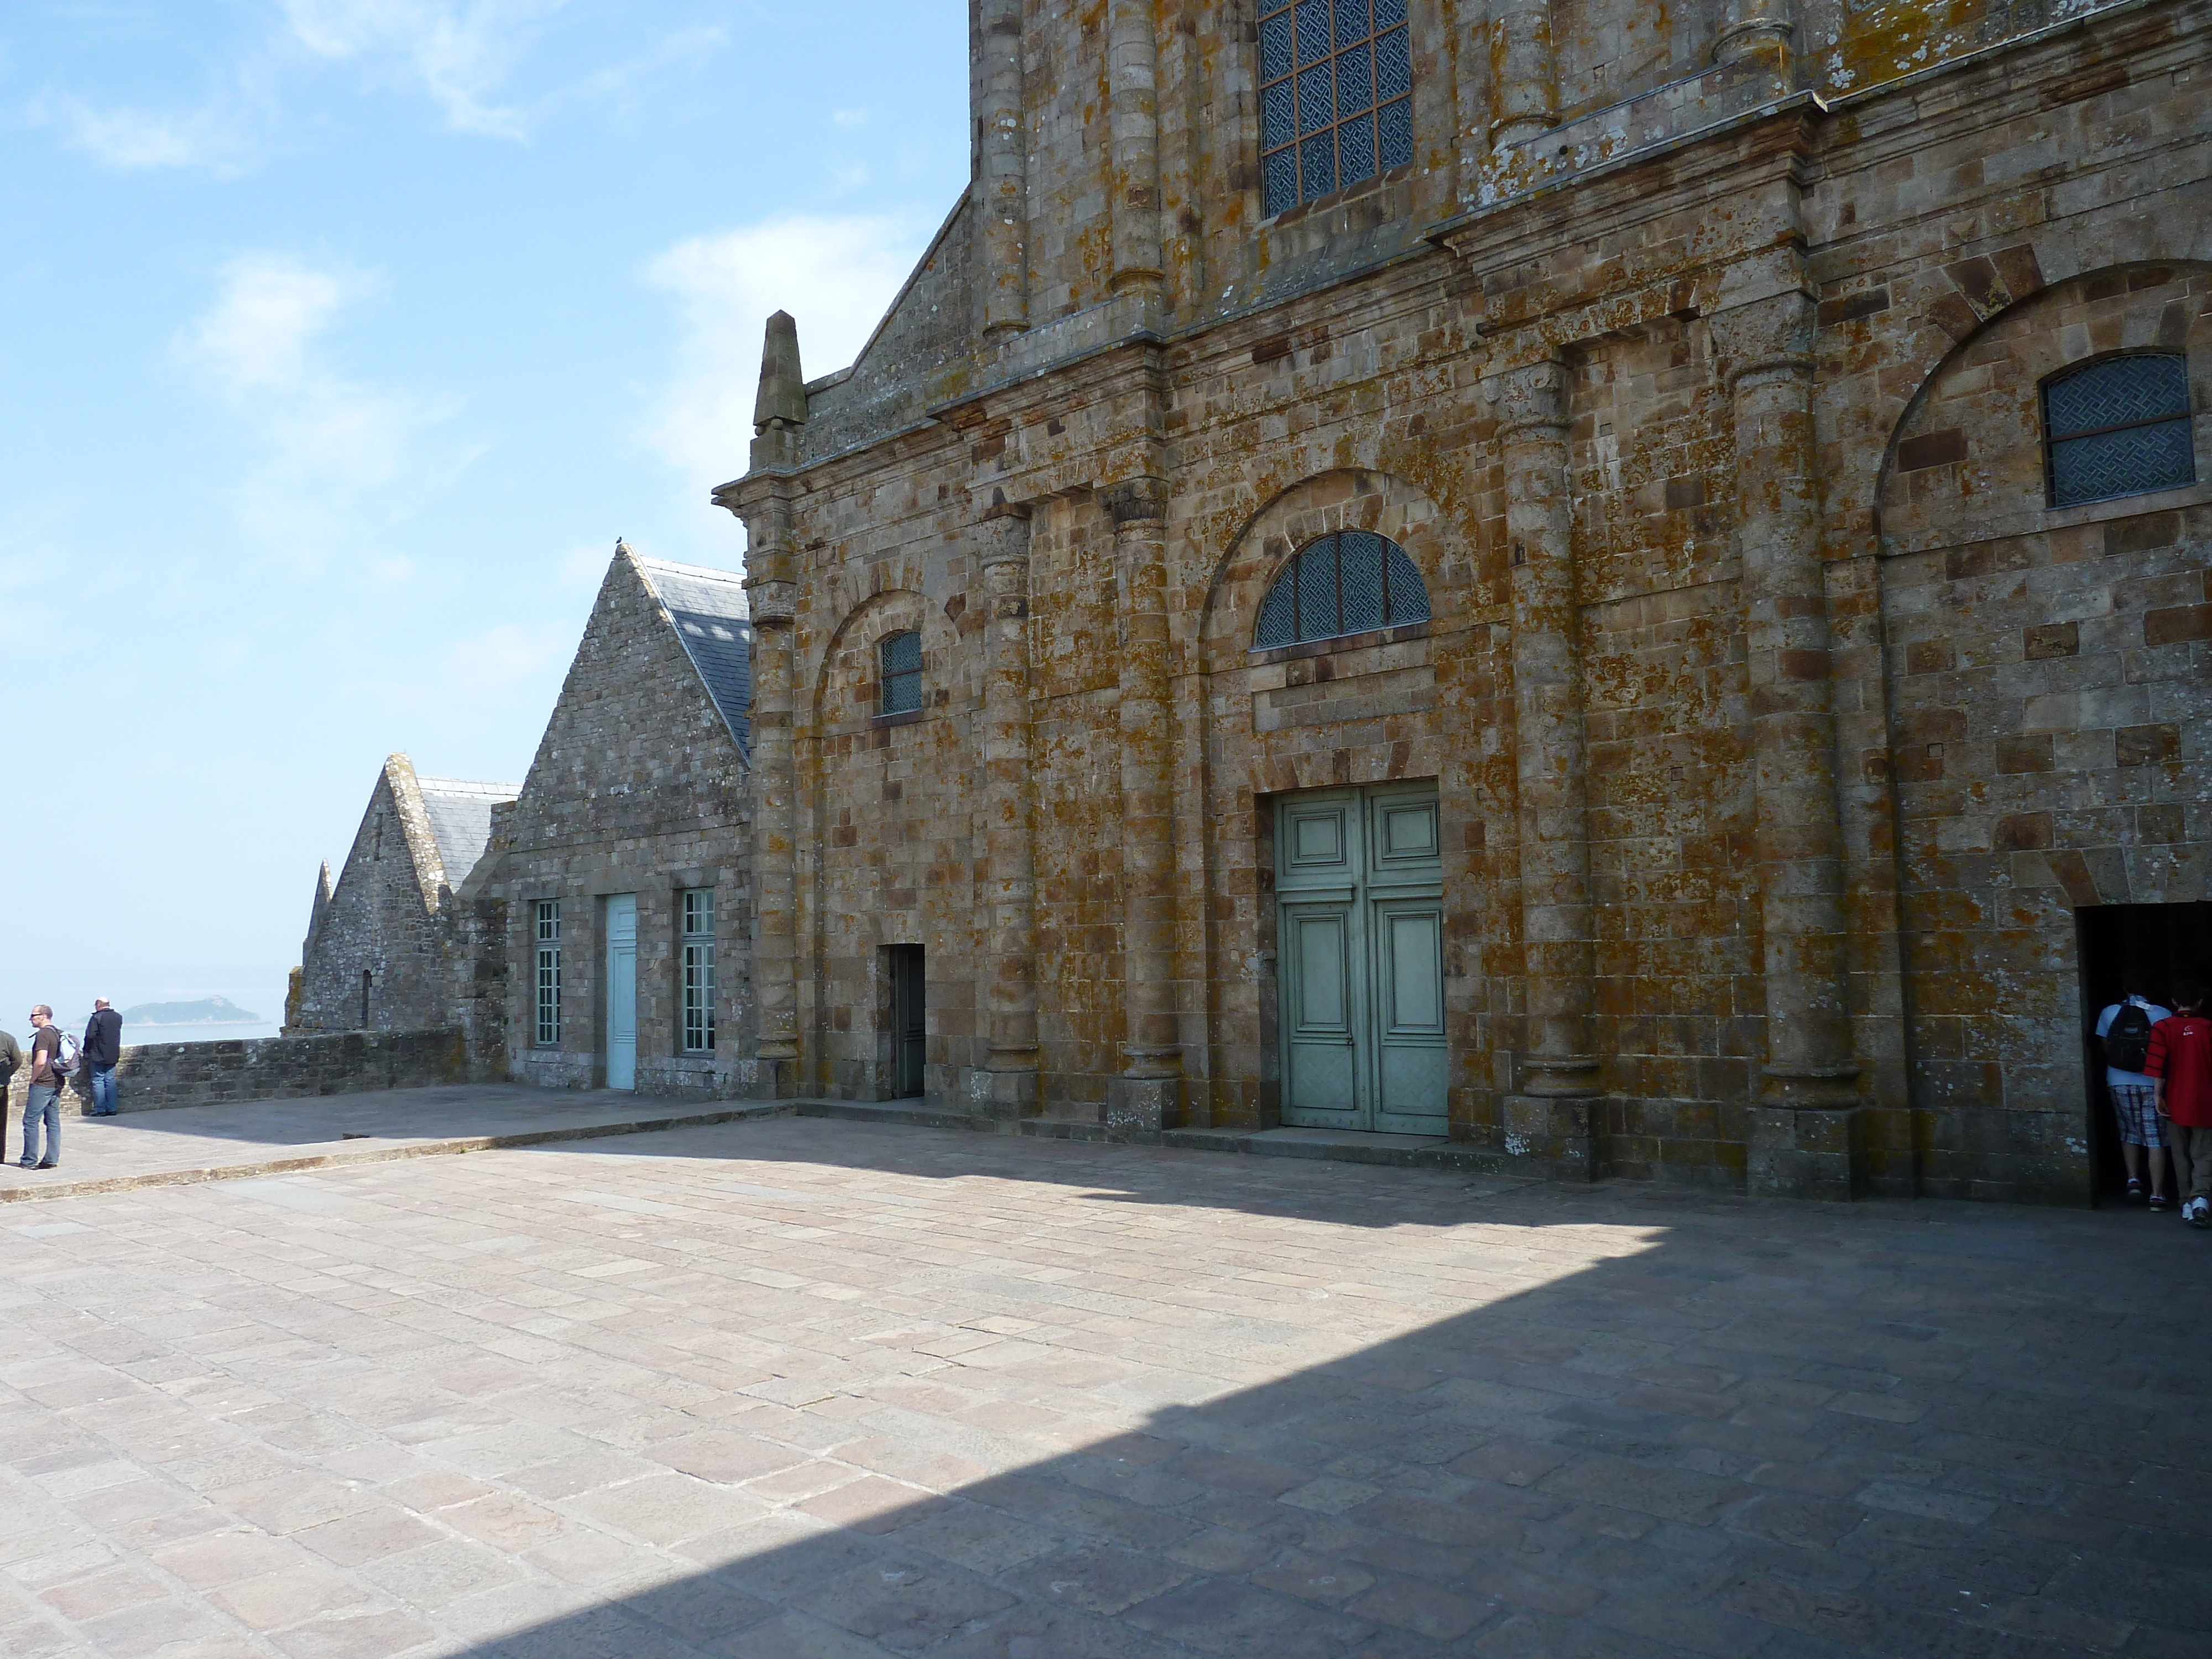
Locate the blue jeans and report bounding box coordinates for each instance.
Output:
[89,1067,118,1115]
[21,1084,60,1165]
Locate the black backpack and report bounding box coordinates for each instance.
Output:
[2106,1004,2154,1073]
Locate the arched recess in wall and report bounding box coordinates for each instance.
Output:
[806,586,972,734]
[1874,259,2212,914]
[1198,467,1459,680]
[1875,260,2212,557]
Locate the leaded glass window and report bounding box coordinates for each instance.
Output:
[2044,353,2195,508]
[1253,530,1430,649]
[681,889,716,1055]
[1259,0,1413,217]
[534,900,561,1047]
[880,630,922,716]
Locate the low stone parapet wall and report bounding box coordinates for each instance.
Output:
[4,1029,471,1118]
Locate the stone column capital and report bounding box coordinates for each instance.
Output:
[1488,355,1571,442]
[743,578,797,626]
[1104,478,1170,527]
[1709,289,1815,385]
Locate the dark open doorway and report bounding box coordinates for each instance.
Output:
[888,945,926,1099]
[2075,901,2212,1205]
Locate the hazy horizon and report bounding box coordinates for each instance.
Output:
[0,2,965,1030]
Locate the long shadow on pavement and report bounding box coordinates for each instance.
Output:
[441,1127,2210,1658]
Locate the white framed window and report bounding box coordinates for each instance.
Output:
[681,889,716,1053]
[535,899,562,1046]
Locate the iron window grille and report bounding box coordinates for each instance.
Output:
[1254,529,1431,650]
[2043,353,2195,508]
[880,630,923,716]
[1259,0,1413,218]
[534,900,561,1047]
[681,889,716,1054]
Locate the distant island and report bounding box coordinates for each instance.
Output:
[119,995,264,1027]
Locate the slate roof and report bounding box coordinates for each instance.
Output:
[637,556,753,754]
[414,777,519,888]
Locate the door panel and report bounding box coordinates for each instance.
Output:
[1282,906,1359,1125]
[1276,784,1446,1135]
[1373,904,1447,1134]
[605,894,638,1092]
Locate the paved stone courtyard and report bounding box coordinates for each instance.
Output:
[2,1112,2205,1658]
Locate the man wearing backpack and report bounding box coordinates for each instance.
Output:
[2099,986,2174,1207]
[2149,978,2212,1228]
[19,1005,69,1170]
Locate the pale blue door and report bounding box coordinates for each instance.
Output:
[1275,785,1446,1134]
[605,894,638,1091]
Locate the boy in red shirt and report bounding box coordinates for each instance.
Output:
[2150,978,2212,1228]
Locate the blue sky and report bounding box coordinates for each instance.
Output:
[0,1,967,1032]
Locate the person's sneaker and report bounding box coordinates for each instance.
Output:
[2190,1198,2211,1229]
[34,1162,55,1171]
[2128,1178,2148,1205]
[2151,1193,2174,1211]
[13,1159,32,1168]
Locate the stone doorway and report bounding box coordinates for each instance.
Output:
[2077,901,2212,1203]
[1273,783,1447,1136]
[888,945,927,1099]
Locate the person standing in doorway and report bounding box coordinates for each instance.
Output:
[2150,979,2212,1229]
[19,1005,66,1170]
[82,998,122,1117]
[2099,985,2175,1207]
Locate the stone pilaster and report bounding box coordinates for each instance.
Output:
[1715,0,1793,67]
[977,0,1028,338]
[1108,481,1180,1135]
[1715,286,1862,1199]
[1495,356,1601,1179]
[1488,1,1558,150]
[1108,0,1162,301]
[741,515,800,1094]
[971,507,1041,1117]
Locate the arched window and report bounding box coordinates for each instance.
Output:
[1258,0,1413,217]
[2044,353,2194,508]
[1254,530,1430,650]
[879,630,922,716]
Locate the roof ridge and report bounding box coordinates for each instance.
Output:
[415,777,523,793]
[633,553,747,583]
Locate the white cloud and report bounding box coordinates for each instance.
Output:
[178,253,469,566]
[29,92,249,171]
[278,0,573,137]
[641,213,933,495]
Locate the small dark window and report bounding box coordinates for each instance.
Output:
[2044,353,2194,508]
[880,630,922,716]
[1254,530,1430,650]
[1258,0,1412,217]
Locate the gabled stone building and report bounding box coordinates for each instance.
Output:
[711,0,2212,1202]
[289,754,518,1038]
[459,544,758,1097]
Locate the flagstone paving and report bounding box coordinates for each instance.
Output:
[0,1114,2204,1657]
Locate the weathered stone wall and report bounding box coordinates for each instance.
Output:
[294,759,463,1036]
[4,1030,469,1118]
[464,551,758,1099]
[712,0,2211,1202]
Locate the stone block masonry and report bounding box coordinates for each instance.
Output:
[706,0,2212,1204]
[4,1030,471,1119]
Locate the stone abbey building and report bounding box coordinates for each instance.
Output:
[302,0,2210,1205]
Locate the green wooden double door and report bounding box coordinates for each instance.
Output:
[1276,784,1448,1136]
